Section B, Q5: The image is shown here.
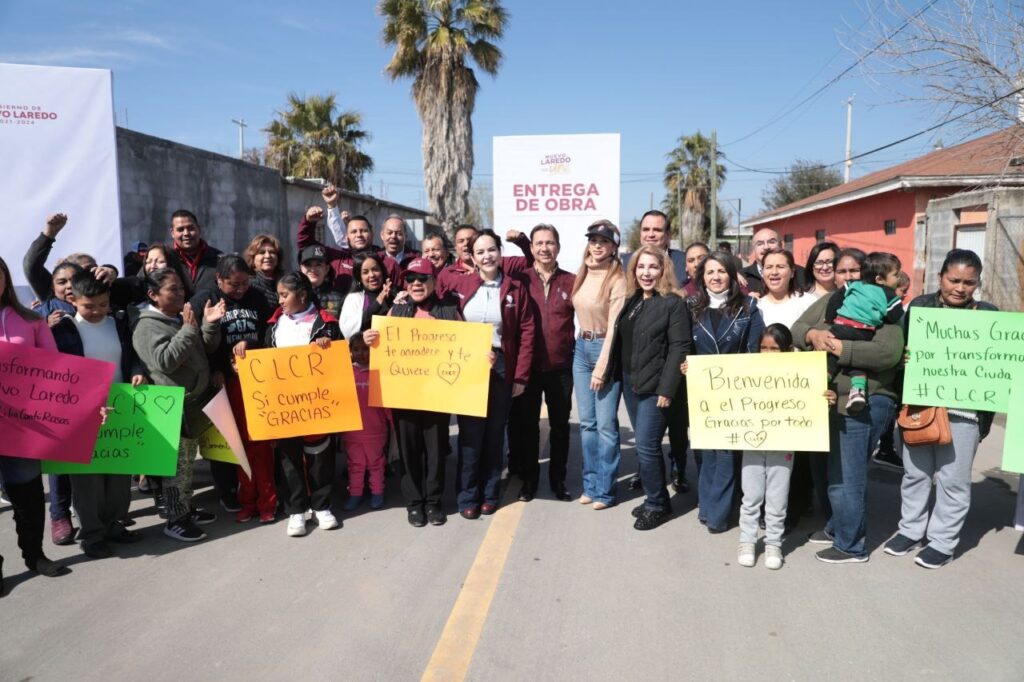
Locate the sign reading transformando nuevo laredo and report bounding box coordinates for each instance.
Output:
[493,133,620,273]
[686,352,830,452]
[0,63,121,294]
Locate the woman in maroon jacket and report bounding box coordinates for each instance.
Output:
[445,229,536,519]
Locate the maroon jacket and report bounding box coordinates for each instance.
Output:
[445,272,536,387]
[297,217,400,291]
[515,266,576,372]
[436,233,534,297]
[384,249,422,283]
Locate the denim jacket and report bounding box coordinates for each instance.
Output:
[689,296,764,356]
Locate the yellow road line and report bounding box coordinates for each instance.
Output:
[421,500,526,681]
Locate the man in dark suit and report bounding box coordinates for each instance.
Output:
[742,227,806,293]
[621,210,688,286]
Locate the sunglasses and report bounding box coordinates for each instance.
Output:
[404,273,431,284]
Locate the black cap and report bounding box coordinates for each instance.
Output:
[299,244,327,264]
[586,223,620,247]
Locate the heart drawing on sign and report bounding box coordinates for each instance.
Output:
[153,395,176,415]
[437,362,461,385]
[743,431,768,448]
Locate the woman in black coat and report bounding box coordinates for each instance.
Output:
[605,245,691,530]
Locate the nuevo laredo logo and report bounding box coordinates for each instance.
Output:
[540,153,571,175]
[0,104,59,126]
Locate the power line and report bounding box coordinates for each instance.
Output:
[722,82,1024,176]
[721,0,939,147]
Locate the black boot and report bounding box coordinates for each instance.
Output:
[6,477,70,577]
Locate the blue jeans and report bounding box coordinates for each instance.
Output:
[825,394,896,556]
[47,474,73,521]
[572,337,621,505]
[622,376,670,512]
[456,369,512,510]
[697,449,736,530]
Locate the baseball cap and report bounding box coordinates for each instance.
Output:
[403,258,436,277]
[299,244,327,264]
[586,221,620,247]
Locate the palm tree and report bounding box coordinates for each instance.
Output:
[662,132,726,245]
[380,0,507,233]
[264,93,374,192]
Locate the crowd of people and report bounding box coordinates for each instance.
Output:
[1,185,1021,597]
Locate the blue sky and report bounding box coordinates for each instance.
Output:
[0,0,954,232]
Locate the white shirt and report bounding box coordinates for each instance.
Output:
[74,314,124,383]
[462,274,504,347]
[274,305,317,348]
[757,293,817,331]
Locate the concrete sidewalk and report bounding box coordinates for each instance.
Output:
[1,410,1021,681]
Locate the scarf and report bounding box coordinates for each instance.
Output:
[708,289,729,309]
[175,240,208,282]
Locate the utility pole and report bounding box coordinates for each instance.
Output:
[676,171,681,231]
[844,95,855,183]
[231,118,247,159]
[710,129,718,248]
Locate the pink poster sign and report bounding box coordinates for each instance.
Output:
[0,342,115,462]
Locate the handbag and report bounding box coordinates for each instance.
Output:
[897,404,952,447]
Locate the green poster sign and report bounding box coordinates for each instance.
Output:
[1003,384,1024,474]
[903,307,1024,413]
[42,384,183,476]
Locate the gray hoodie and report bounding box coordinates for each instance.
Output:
[132,307,221,435]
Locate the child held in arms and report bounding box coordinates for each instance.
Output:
[823,252,903,413]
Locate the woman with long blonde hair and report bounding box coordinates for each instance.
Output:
[571,220,627,509]
[604,246,690,529]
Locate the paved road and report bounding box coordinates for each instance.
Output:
[2,408,1022,681]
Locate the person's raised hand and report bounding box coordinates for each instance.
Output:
[91,265,117,284]
[306,206,324,223]
[44,213,68,238]
[506,229,522,242]
[377,279,392,304]
[204,298,227,324]
[322,184,339,208]
[181,303,198,327]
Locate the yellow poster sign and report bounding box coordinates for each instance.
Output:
[686,352,830,452]
[236,343,362,440]
[369,315,493,417]
[198,424,240,465]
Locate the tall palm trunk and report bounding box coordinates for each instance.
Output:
[679,206,704,246]
[414,57,476,235]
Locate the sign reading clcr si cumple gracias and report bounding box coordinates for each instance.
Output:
[236,343,362,440]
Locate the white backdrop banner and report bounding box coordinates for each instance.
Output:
[493,133,620,273]
[0,63,121,293]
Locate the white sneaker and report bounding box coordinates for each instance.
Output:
[765,545,783,570]
[737,543,756,567]
[286,513,307,537]
[315,509,339,530]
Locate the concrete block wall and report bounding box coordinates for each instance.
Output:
[116,128,428,270]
